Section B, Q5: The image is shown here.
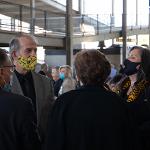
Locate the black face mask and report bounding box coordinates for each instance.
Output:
[122,59,141,76]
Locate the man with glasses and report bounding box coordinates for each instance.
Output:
[0,48,40,150]
[0,63,15,92]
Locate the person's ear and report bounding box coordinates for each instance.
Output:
[11,50,18,60]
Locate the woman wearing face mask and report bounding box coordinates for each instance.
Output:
[111,46,150,150]
[0,48,41,150]
[58,65,76,96]
[0,50,14,91]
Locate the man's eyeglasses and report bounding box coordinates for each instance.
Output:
[0,65,15,72]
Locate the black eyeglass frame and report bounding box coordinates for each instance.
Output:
[0,65,15,71]
[0,65,15,68]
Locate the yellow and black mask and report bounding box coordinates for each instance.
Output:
[18,56,37,71]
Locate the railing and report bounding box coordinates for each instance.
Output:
[0,1,149,37]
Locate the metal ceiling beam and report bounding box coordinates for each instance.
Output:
[40,0,66,12]
[73,27,149,45]
[0,27,149,47]
[0,30,64,47]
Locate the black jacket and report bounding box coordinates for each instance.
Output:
[126,85,150,150]
[45,85,133,150]
[114,77,150,150]
[53,78,63,97]
[0,90,41,150]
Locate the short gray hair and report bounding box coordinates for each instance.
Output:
[9,33,38,52]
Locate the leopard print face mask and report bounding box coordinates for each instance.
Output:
[18,56,37,71]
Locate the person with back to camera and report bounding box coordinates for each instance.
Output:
[110,46,150,150]
[9,33,54,145]
[0,48,41,150]
[45,49,134,150]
